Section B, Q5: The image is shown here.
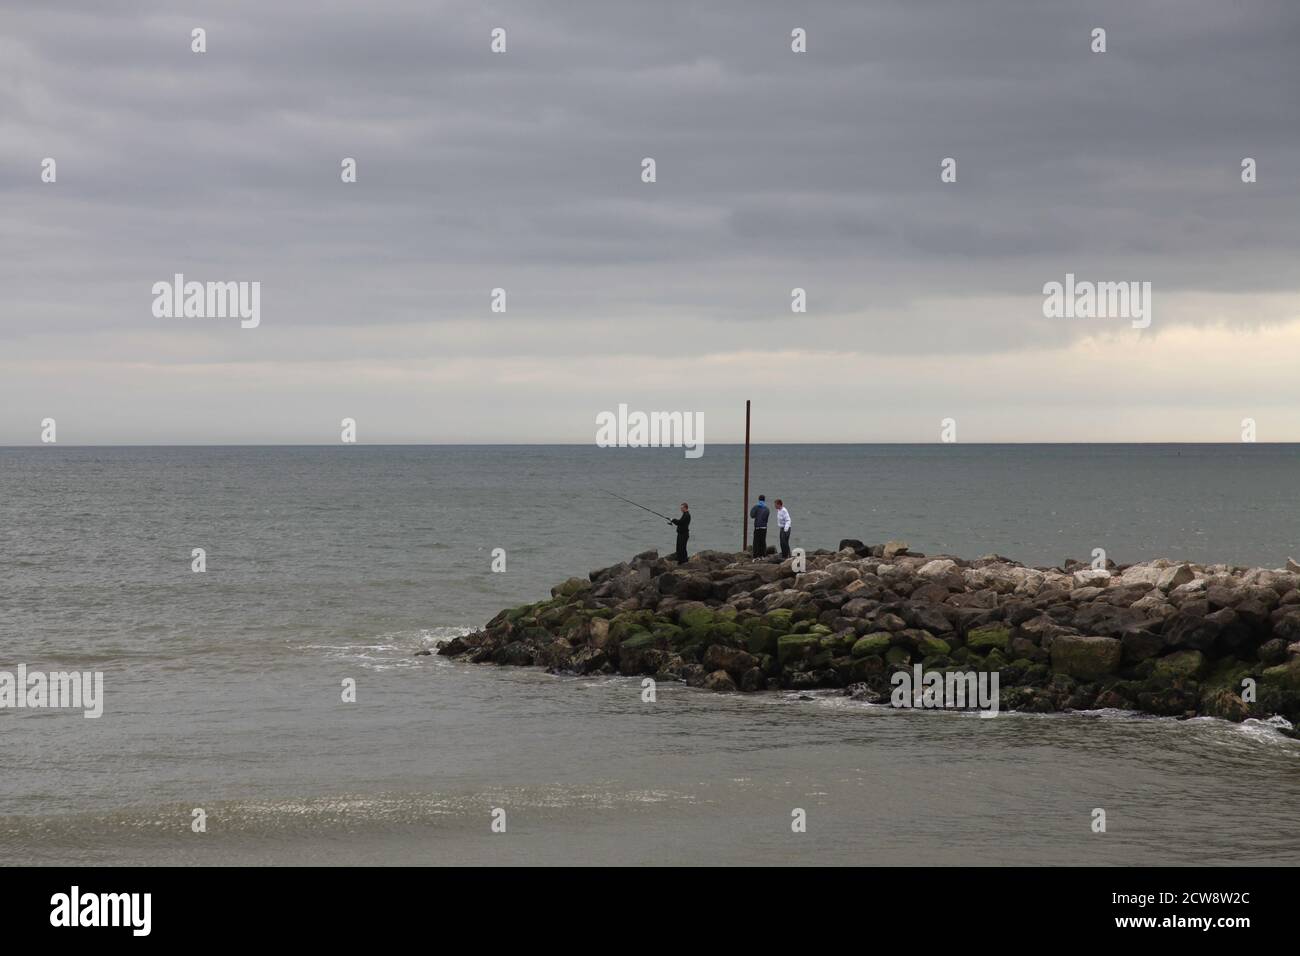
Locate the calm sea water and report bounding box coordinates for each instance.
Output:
[1,444,1298,865]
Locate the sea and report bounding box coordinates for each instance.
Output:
[2,444,1298,865]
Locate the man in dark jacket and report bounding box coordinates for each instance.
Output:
[669,503,691,562]
[749,495,769,558]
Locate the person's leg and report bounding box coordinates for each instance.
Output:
[677,536,688,562]
[780,528,790,557]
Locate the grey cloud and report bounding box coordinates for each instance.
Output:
[1,0,1298,441]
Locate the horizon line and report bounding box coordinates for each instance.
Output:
[3,441,1297,449]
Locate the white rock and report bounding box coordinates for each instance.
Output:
[1131,593,1169,612]
[794,570,830,590]
[1155,564,1195,592]
[1242,568,1298,592]
[917,559,959,580]
[1170,579,1207,599]
[877,563,909,582]
[1073,568,1113,588]
[1119,565,1164,587]
[1010,568,1047,596]
[1042,571,1074,592]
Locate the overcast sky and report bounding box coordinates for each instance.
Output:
[2,0,1298,443]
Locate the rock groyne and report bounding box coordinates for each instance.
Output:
[437,542,1300,729]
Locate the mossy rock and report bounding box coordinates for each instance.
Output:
[1257,658,1300,717]
[984,648,1010,670]
[967,625,1011,652]
[651,623,684,645]
[701,620,739,644]
[777,634,820,665]
[916,634,951,657]
[792,620,814,634]
[746,625,778,657]
[618,631,666,674]
[1131,659,1156,680]
[609,611,658,643]
[1023,663,1051,686]
[1049,635,1122,681]
[1152,649,1209,682]
[677,607,715,632]
[1260,658,1300,693]
[885,646,912,667]
[1200,658,1254,696]
[1049,672,1077,693]
[518,626,553,643]
[506,604,536,623]
[764,609,795,632]
[821,632,856,656]
[714,606,738,623]
[675,639,707,663]
[560,619,589,642]
[619,631,661,652]
[537,605,569,628]
[849,656,886,682]
[851,633,892,658]
[1201,687,1249,722]
[554,576,590,598]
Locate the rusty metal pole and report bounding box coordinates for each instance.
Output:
[742,400,751,553]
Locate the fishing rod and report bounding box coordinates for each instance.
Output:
[601,489,675,522]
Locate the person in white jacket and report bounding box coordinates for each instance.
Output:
[775,499,792,558]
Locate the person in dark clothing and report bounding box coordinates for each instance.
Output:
[669,502,691,562]
[749,494,769,558]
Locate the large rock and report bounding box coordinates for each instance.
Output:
[1050,635,1123,681]
[702,669,738,692]
[1152,649,1208,681]
[570,646,609,674]
[618,632,665,673]
[1271,609,1300,643]
[904,603,954,634]
[702,644,758,677]
[1072,569,1113,588]
[551,576,591,598]
[851,633,892,658]
[1162,609,1224,652]
[777,634,821,666]
[1157,564,1196,592]
[963,565,1037,594]
[917,559,958,580]
[882,540,909,559]
[1119,565,1164,588]
[675,574,715,601]
[1121,628,1164,661]
[967,625,1012,652]
[1016,615,1073,649]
